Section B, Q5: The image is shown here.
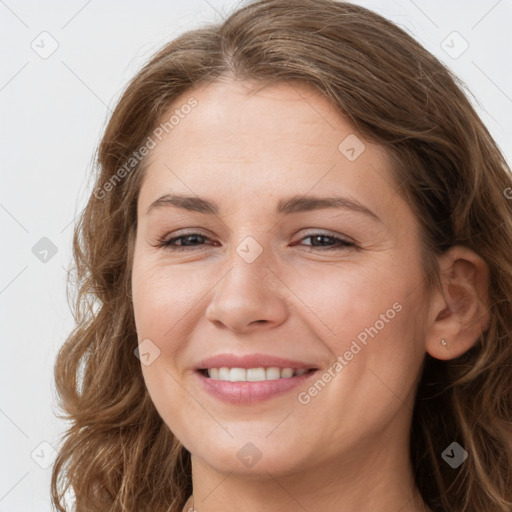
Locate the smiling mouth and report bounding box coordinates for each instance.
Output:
[198,367,318,381]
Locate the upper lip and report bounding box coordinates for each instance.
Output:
[195,353,319,370]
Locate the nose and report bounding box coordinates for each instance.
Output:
[204,248,288,333]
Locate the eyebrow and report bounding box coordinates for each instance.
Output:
[146,193,381,222]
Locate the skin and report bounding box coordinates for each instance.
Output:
[131,79,490,512]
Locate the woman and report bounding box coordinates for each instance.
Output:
[51,1,512,511]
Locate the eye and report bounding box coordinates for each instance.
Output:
[158,232,217,252]
[157,231,355,252]
[298,233,355,251]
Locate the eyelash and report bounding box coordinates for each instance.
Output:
[157,231,356,252]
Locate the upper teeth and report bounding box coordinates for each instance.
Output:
[207,367,309,382]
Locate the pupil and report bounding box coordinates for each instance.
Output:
[183,234,202,246]
[313,235,330,246]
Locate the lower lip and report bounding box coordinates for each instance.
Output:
[195,370,318,404]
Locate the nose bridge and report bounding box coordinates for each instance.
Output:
[204,233,288,331]
[232,235,275,289]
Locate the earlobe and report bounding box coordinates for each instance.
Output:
[425,245,491,361]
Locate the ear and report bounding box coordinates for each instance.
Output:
[425,245,491,360]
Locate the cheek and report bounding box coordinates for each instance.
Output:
[291,254,427,395]
[292,297,425,449]
[280,256,414,342]
[131,261,200,441]
[131,259,203,341]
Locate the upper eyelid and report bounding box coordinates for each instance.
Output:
[165,228,351,239]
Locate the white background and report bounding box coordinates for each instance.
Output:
[0,0,511,510]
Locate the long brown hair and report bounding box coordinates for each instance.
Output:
[51,1,512,510]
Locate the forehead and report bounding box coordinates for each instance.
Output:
[137,79,399,221]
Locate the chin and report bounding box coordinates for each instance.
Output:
[189,439,308,478]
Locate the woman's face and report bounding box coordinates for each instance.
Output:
[132,79,432,477]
